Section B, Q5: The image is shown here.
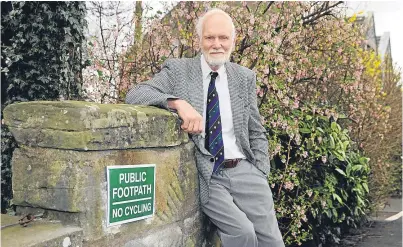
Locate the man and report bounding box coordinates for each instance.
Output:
[126,8,284,247]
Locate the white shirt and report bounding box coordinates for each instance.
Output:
[201,55,246,159]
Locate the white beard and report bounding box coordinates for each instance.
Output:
[202,48,231,67]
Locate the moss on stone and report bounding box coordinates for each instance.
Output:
[5,101,187,150]
[185,238,196,247]
[47,160,65,188]
[4,101,172,130]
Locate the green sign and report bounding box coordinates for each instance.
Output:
[107,164,155,226]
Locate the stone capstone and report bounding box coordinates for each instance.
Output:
[3,101,189,150]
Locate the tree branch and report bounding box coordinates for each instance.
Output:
[262,1,274,15]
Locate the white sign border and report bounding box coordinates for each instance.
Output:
[107,164,156,227]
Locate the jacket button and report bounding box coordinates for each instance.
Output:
[210,158,215,162]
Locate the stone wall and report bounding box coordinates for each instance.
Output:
[3,101,216,247]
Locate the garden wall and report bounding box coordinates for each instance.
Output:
[2,101,217,247]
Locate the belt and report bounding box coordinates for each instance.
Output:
[223,159,242,168]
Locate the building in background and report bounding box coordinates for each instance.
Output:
[356,12,394,83]
[357,12,393,64]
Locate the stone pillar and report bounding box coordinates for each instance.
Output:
[3,101,208,247]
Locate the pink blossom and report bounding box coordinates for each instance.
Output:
[284,181,295,190]
[292,100,299,109]
[250,17,255,25]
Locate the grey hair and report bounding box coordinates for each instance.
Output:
[195,8,236,43]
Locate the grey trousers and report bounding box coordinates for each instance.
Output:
[202,160,285,247]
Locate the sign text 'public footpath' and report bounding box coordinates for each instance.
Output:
[107,165,155,226]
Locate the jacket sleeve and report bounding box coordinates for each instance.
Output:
[125,59,179,109]
[248,72,270,174]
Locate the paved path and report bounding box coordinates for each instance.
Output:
[355,218,402,247]
[356,197,402,247]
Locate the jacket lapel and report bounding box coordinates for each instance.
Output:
[188,54,204,115]
[187,54,211,156]
[225,62,246,143]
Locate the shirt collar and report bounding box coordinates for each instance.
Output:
[201,54,226,80]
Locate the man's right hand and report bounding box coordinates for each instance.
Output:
[168,99,203,134]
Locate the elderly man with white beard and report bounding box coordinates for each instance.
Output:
[126,8,285,247]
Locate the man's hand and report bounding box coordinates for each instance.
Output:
[168,99,203,134]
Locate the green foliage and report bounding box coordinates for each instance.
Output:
[268,105,370,246]
[1,1,87,212]
[1,1,87,104]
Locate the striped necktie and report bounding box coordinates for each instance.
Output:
[205,72,225,173]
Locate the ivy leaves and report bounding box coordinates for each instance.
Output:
[1,2,87,105]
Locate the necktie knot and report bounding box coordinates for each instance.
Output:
[210,72,219,80]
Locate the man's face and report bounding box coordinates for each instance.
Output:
[201,14,234,68]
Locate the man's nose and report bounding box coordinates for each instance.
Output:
[212,38,221,48]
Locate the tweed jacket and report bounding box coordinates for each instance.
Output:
[125,54,270,205]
